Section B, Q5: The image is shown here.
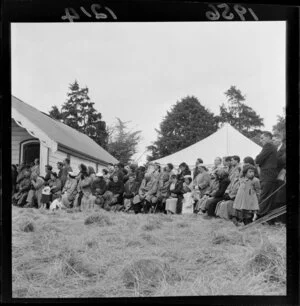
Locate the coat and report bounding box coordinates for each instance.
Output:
[255,142,278,182]
[62,177,78,201]
[139,178,158,198]
[123,181,139,199]
[91,178,107,195]
[168,181,183,198]
[193,171,211,196]
[108,180,124,195]
[277,143,286,172]
[233,177,261,211]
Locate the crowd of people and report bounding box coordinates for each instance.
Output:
[11,130,286,226]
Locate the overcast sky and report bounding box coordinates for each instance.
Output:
[11,22,286,164]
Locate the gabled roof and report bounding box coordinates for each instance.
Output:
[152,123,262,167]
[12,96,118,165]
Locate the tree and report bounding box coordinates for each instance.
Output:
[107,118,142,164]
[272,108,286,136]
[218,85,264,143]
[49,80,108,147]
[146,96,219,161]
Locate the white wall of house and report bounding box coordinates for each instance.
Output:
[48,149,68,173]
[11,119,35,165]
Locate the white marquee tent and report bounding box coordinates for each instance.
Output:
[151,123,262,169]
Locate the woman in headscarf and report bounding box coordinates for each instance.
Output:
[151,172,170,213]
[61,171,78,208]
[192,164,211,206]
[165,174,184,214]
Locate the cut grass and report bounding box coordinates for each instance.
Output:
[12,206,286,297]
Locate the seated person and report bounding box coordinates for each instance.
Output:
[61,171,78,208]
[165,174,184,214]
[24,173,45,208]
[92,172,108,208]
[215,167,241,220]
[12,169,31,207]
[133,173,157,214]
[123,173,139,212]
[202,169,230,218]
[103,174,124,212]
[48,172,62,201]
[195,173,219,213]
[192,165,211,205]
[182,175,194,214]
[151,172,170,213]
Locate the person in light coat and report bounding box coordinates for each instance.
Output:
[61,172,78,208]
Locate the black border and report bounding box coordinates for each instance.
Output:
[1,1,299,304]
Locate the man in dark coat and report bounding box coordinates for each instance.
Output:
[255,131,278,218]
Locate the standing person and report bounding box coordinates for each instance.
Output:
[231,165,261,225]
[88,166,96,183]
[61,172,78,208]
[57,162,64,180]
[30,158,40,179]
[44,165,53,183]
[269,131,286,223]
[243,157,259,178]
[102,168,111,184]
[61,158,73,186]
[255,132,278,218]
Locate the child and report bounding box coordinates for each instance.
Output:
[231,165,261,226]
[182,175,194,214]
[49,195,64,211]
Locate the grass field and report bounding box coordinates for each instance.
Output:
[12,206,286,298]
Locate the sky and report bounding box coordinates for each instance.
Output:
[11,22,286,165]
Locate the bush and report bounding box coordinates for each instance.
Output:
[84,213,114,226]
[19,219,35,232]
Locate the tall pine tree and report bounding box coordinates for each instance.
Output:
[49,80,108,147]
[218,85,264,141]
[147,96,219,161]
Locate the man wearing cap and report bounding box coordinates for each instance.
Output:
[61,171,78,208]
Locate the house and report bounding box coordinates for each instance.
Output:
[12,96,118,176]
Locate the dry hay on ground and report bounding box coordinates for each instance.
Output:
[12,206,286,298]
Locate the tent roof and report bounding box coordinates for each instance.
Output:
[12,96,118,165]
[152,123,262,167]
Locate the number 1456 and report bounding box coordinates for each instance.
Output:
[206,4,259,21]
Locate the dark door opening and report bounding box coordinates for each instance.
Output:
[22,141,40,165]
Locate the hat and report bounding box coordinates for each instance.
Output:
[96,172,103,177]
[68,171,77,178]
[184,175,192,179]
